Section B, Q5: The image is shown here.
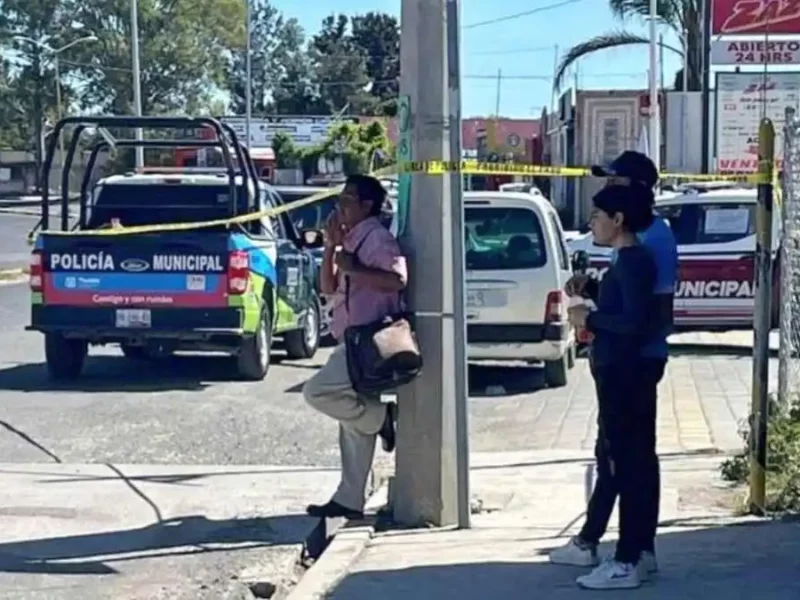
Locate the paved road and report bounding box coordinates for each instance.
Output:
[0,280,774,464]
[0,208,77,272]
[0,280,775,597]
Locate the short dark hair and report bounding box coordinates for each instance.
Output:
[592,185,653,234]
[346,174,386,217]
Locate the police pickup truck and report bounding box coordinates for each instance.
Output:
[28,116,323,380]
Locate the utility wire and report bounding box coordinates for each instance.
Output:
[464,0,589,29]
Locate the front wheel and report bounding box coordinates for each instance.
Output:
[284,295,321,359]
[237,302,272,380]
[45,334,87,380]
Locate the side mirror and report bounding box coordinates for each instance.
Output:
[301,229,324,249]
[571,250,590,273]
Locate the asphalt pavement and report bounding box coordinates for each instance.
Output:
[0,278,775,598]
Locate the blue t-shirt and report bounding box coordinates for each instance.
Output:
[610,216,678,358]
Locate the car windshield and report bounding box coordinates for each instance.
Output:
[86,183,247,231]
[464,206,547,270]
[277,189,338,231]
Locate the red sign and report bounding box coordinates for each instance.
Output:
[712,0,800,35]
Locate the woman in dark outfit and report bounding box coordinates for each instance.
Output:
[566,185,658,590]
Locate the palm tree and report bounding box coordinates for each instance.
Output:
[553,0,703,92]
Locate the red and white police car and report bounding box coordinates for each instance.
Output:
[567,183,781,332]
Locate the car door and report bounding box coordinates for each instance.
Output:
[264,188,306,332]
[655,200,756,328]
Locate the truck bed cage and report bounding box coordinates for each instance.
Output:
[42,116,261,231]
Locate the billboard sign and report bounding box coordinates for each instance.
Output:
[712,0,800,34]
[711,39,800,65]
[715,71,800,172]
[221,116,359,148]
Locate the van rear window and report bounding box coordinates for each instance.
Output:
[464,206,547,270]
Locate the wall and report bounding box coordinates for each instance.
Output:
[664,90,716,174]
[574,90,646,226]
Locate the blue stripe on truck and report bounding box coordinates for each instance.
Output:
[50,272,223,292]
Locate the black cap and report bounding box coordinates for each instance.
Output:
[591,151,659,188]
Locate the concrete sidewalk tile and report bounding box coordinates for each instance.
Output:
[323,452,799,600]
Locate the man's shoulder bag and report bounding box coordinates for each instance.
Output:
[342,231,422,395]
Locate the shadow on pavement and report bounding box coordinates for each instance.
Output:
[329,520,800,600]
[0,513,313,575]
[469,363,546,397]
[0,354,262,392]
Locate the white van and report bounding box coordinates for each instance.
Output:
[464,191,576,387]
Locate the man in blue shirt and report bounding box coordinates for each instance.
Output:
[550,151,678,587]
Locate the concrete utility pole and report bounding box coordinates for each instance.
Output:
[394,0,470,528]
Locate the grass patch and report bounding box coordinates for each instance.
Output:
[720,394,800,514]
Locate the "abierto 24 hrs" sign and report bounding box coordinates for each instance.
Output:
[711,39,800,65]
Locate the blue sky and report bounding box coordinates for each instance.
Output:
[270,0,683,118]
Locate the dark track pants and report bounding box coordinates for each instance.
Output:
[578,358,665,564]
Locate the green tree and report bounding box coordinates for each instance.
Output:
[309,14,374,115]
[65,0,244,115]
[349,12,399,116]
[302,120,392,177]
[271,131,300,168]
[553,0,701,92]
[0,0,74,174]
[227,0,322,116]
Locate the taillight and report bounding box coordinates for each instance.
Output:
[545,290,563,323]
[227,250,249,295]
[29,251,42,292]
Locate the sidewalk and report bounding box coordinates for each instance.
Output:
[299,451,800,600]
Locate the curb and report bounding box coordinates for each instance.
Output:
[287,483,388,600]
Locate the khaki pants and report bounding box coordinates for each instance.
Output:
[303,344,386,511]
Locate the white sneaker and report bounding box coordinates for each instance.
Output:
[548,536,599,567]
[576,559,642,590]
[637,551,658,581]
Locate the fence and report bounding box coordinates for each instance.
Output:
[779,108,800,404]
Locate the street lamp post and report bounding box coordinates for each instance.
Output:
[131,0,144,168]
[245,0,252,150]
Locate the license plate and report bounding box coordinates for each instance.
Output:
[467,290,484,308]
[116,309,151,328]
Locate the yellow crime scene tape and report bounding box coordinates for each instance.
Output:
[396,159,773,184]
[27,160,775,242]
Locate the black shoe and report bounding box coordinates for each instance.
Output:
[306,500,364,520]
[379,403,396,453]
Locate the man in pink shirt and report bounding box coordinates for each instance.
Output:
[303,174,408,520]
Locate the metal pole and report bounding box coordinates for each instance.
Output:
[648,0,660,171]
[245,0,252,149]
[445,0,470,529]
[681,29,689,170]
[750,117,775,515]
[778,107,795,405]
[394,0,466,527]
[131,0,144,168]
[54,54,65,170]
[700,0,712,173]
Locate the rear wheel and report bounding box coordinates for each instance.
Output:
[544,354,569,388]
[237,302,272,380]
[45,334,87,380]
[284,295,321,359]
